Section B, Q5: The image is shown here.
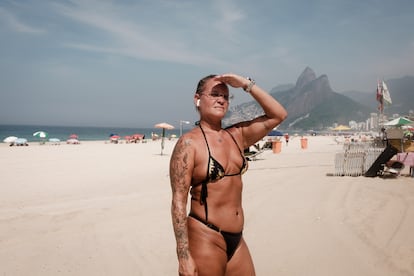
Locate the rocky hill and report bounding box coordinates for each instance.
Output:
[223,67,373,130]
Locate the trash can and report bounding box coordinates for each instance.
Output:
[300,137,308,149]
[272,140,282,153]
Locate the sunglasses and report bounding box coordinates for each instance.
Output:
[201,92,233,101]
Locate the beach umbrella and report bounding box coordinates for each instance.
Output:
[14,138,28,146]
[155,122,175,130]
[66,138,80,144]
[268,130,284,136]
[154,122,175,155]
[33,131,48,144]
[33,131,48,138]
[69,134,78,139]
[132,133,144,139]
[130,133,144,143]
[109,134,120,143]
[49,138,60,145]
[109,133,119,139]
[3,136,18,143]
[402,125,414,132]
[383,117,414,127]
[332,125,351,131]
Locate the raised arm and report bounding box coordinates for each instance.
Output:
[214,74,288,148]
[169,136,198,275]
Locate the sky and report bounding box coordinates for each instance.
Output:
[0,0,413,128]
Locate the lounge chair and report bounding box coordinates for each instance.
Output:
[244,144,265,161]
[380,160,405,177]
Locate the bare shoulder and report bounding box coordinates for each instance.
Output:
[171,128,201,158]
[169,129,202,187]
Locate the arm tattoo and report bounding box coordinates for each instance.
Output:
[170,139,192,259]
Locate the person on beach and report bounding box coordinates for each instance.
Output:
[170,73,287,276]
[284,133,289,146]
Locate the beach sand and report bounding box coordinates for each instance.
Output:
[0,137,413,275]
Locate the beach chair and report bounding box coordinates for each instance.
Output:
[244,149,265,161]
[333,143,384,177]
[244,144,265,161]
[365,144,398,177]
[397,152,414,177]
[380,160,405,177]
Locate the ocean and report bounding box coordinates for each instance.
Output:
[0,124,185,142]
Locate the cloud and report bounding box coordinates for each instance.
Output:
[0,7,46,34]
[211,0,245,35]
[53,1,230,67]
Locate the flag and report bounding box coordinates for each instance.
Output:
[376,80,383,112]
[381,80,392,105]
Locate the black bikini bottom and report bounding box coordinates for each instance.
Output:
[189,213,242,261]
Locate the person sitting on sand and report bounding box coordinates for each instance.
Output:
[169,73,287,275]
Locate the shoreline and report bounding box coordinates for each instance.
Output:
[0,138,168,146]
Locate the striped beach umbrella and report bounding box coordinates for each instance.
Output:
[33,131,48,138]
[383,117,413,127]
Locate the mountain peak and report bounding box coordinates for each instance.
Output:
[316,74,333,92]
[223,67,381,130]
[295,67,316,89]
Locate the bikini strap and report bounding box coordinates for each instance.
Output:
[199,124,210,222]
[224,129,244,157]
[201,180,208,222]
[199,124,212,155]
[224,129,247,173]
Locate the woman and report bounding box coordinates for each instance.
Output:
[170,73,287,276]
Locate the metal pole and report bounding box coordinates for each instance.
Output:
[180,120,190,137]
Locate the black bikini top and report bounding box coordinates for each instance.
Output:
[194,124,248,222]
[200,124,248,182]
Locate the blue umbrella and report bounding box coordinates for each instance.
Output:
[268,130,284,136]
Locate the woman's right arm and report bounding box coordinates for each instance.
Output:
[170,136,198,275]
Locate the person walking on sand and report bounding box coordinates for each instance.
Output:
[169,73,287,276]
[284,133,289,146]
